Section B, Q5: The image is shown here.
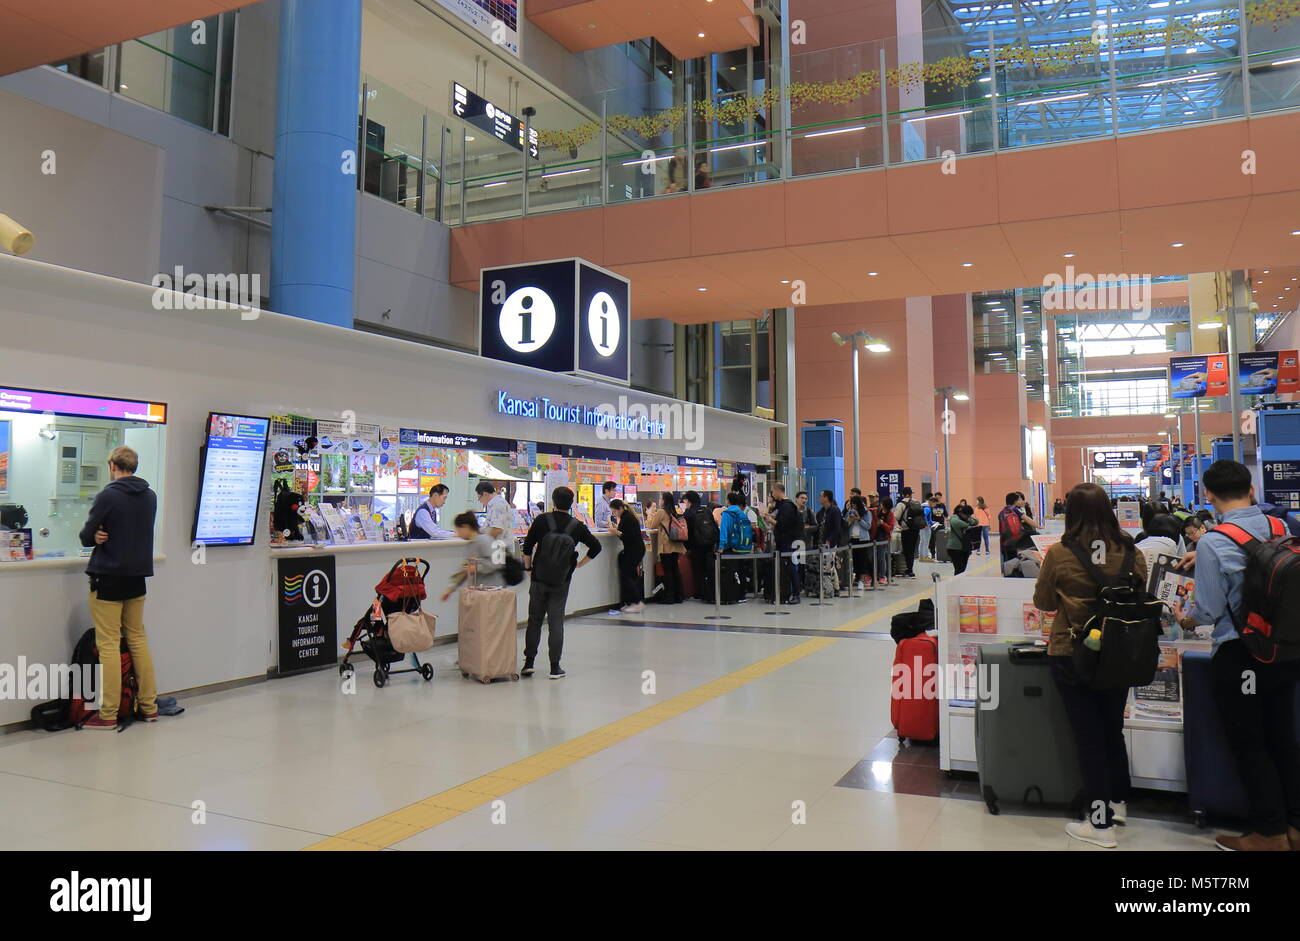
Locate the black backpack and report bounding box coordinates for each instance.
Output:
[532,515,579,586]
[903,499,926,531]
[1207,515,1300,663]
[1067,543,1164,690]
[691,508,719,549]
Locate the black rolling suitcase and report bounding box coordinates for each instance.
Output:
[1182,649,1300,827]
[976,644,1083,815]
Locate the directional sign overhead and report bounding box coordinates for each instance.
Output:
[451,83,539,158]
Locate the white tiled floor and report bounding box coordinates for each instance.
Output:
[0,556,1214,850]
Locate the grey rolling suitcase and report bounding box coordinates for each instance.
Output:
[976,644,1083,815]
[933,529,949,564]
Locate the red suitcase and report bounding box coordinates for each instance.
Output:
[890,634,939,743]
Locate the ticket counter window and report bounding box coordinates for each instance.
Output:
[0,407,166,561]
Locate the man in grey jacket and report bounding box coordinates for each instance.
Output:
[78,446,159,730]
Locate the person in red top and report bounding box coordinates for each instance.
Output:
[868,492,896,587]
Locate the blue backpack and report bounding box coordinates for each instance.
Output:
[722,508,753,552]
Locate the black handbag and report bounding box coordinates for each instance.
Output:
[1066,543,1164,690]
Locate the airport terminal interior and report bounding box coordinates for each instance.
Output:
[0,0,1299,862]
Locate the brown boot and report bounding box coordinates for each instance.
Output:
[1288,827,1300,851]
[1216,832,1290,852]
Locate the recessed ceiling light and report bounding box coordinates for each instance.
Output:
[1264,269,1271,273]
[697,287,708,292]
[962,262,973,267]
[779,279,790,284]
[1171,242,1184,247]
[868,271,879,276]
[1063,252,1075,258]
[698,32,706,38]
[1291,230,1299,236]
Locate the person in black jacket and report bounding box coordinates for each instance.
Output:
[520,486,602,679]
[77,446,159,730]
[682,490,715,602]
[608,499,645,613]
[766,483,802,603]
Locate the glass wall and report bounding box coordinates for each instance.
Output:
[49,12,237,134]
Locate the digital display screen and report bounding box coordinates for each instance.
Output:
[192,413,271,546]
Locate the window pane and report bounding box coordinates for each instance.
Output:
[118,19,219,128]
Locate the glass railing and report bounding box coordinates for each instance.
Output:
[366,7,1300,226]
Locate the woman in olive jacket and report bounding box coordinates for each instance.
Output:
[1032,482,1147,849]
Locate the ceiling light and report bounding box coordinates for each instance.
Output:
[1272,56,1300,66]
[465,135,476,142]
[1063,252,1075,258]
[1171,242,1184,247]
[953,392,970,401]
[1291,230,1299,236]
[779,279,790,284]
[962,262,973,267]
[1198,319,1224,330]
[698,32,706,38]
[868,271,879,276]
[1264,269,1271,273]
[697,287,708,292]
[540,168,590,179]
[865,342,891,353]
[483,181,508,189]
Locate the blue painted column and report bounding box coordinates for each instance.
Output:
[270,0,362,327]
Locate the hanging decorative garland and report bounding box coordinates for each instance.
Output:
[535,2,1296,154]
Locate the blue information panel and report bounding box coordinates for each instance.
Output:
[193,413,271,546]
[876,469,904,501]
[1263,460,1300,511]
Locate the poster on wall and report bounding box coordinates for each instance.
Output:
[0,419,8,492]
[433,0,519,56]
[1048,442,1057,484]
[276,555,337,675]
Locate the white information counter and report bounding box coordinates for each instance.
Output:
[936,574,1207,793]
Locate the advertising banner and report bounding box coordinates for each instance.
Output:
[1239,350,1300,396]
[1169,354,1230,399]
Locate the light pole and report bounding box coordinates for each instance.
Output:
[935,385,970,508]
[831,330,891,490]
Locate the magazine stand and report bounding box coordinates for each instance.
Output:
[935,574,1210,794]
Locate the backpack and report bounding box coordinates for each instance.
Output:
[1206,515,1300,663]
[723,509,753,552]
[903,500,927,531]
[667,513,689,544]
[271,479,305,541]
[999,506,1025,546]
[32,628,136,732]
[1066,543,1164,690]
[691,508,719,549]
[533,514,579,586]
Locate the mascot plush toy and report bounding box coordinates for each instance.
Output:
[271,479,306,542]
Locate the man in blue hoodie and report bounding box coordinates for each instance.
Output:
[78,446,159,730]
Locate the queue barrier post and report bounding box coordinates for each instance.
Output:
[707,548,728,621]
[765,548,790,616]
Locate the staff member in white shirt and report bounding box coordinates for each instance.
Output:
[476,481,518,542]
[594,480,618,531]
[410,484,456,540]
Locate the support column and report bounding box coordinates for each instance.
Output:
[271,0,362,327]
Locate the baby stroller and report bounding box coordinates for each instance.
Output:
[340,558,435,688]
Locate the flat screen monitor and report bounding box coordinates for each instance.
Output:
[192,412,271,546]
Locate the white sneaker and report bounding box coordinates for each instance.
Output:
[621,602,645,614]
[1110,801,1127,825]
[1066,820,1117,848]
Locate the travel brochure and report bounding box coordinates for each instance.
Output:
[1148,552,1195,641]
[2,528,32,562]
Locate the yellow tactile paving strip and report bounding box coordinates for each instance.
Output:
[303,558,997,851]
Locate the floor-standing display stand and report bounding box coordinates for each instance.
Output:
[935,574,1201,793]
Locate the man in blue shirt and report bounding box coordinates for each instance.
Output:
[1173,460,1300,852]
